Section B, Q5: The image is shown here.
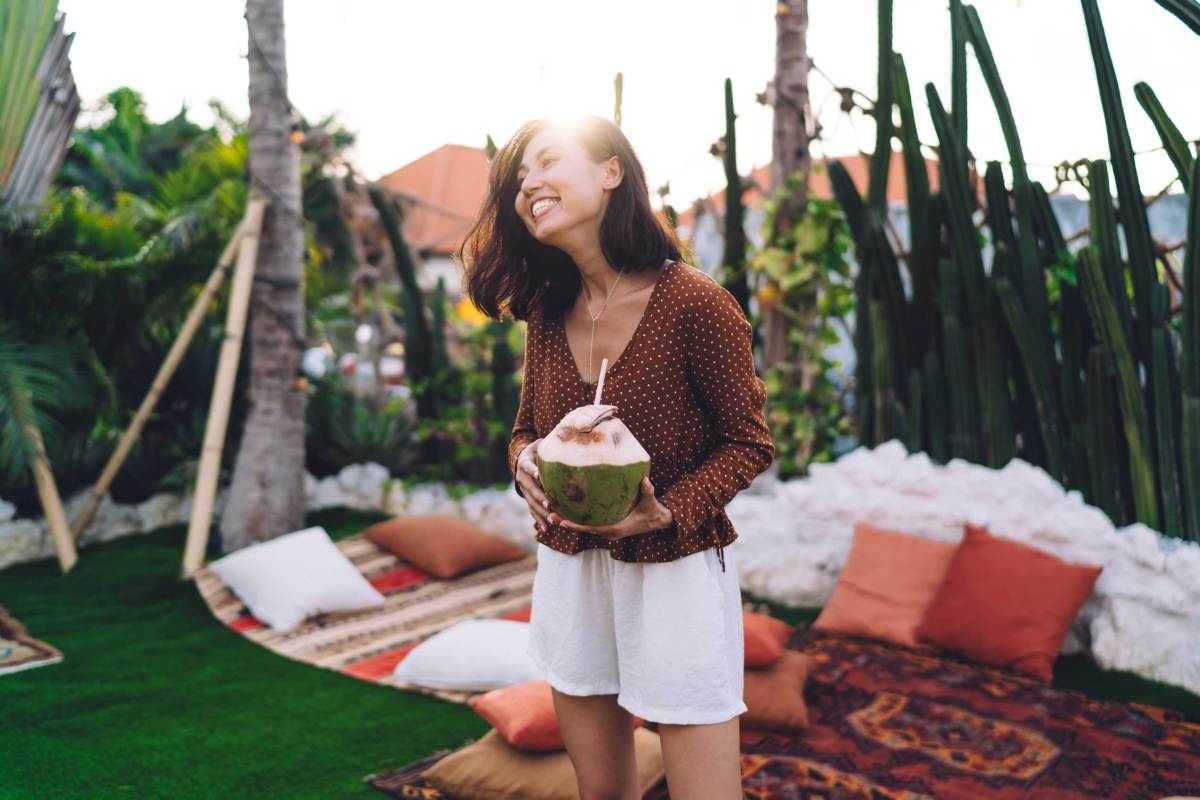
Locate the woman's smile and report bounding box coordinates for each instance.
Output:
[532,197,560,221]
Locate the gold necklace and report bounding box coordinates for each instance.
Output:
[580,269,626,384]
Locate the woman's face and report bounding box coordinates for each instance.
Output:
[514,127,622,249]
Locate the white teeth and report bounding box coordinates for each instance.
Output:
[532,198,559,219]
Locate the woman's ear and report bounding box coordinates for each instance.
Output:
[602,154,624,190]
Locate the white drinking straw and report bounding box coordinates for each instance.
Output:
[593,357,609,405]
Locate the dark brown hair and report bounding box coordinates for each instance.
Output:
[456,115,682,324]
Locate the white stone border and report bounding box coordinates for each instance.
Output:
[2,442,1197,696]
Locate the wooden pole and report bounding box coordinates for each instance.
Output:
[180,195,267,578]
[70,218,249,541]
[23,420,76,574]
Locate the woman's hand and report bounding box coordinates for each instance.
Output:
[516,438,555,534]
[550,476,674,541]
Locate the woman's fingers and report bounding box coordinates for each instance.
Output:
[519,457,557,508]
[518,463,551,508]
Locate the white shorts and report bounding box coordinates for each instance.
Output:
[525,541,747,725]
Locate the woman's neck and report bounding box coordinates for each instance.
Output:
[574,255,624,300]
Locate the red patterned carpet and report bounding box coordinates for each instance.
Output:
[367,624,1200,799]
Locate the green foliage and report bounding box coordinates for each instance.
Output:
[0,88,355,515]
[0,325,84,477]
[405,303,518,486]
[304,374,419,478]
[750,182,854,478]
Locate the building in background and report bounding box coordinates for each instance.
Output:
[376,143,490,298]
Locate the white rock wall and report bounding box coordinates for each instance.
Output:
[2,442,1196,696]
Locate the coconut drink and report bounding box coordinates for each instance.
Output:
[536,359,650,526]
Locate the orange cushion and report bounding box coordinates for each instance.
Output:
[743,611,794,667]
[363,515,526,579]
[811,521,958,648]
[424,726,665,799]
[467,680,644,752]
[741,650,810,731]
[915,525,1104,682]
[503,605,532,623]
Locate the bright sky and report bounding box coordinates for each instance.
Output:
[58,0,1199,205]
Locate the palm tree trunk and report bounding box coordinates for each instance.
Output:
[220,0,306,551]
[764,0,812,371]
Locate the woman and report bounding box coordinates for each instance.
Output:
[458,114,775,800]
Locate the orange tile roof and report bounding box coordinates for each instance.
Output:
[674,148,942,232]
[376,143,491,257]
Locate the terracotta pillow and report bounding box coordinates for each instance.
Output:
[915,525,1104,682]
[741,650,810,731]
[467,680,644,752]
[423,726,665,799]
[363,515,526,579]
[743,611,794,667]
[812,521,958,648]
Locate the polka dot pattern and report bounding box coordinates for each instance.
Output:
[508,260,776,573]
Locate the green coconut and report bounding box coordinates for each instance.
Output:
[536,403,650,526]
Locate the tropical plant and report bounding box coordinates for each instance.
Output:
[0,0,80,218]
[830,0,1198,539]
[304,374,419,478]
[750,181,854,478]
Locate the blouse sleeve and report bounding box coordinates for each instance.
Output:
[508,318,539,500]
[657,285,775,541]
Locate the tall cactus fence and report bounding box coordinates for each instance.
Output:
[828,0,1199,540]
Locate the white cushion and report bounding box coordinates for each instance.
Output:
[394,619,541,691]
[207,526,385,632]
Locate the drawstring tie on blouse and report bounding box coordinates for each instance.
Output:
[713,528,726,572]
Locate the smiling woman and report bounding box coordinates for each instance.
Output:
[458,115,679,325]
[456,114,766,800]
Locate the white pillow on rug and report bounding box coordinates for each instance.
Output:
[207,526,385,632]
[394,619,541,691]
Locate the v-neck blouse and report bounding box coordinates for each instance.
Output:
[557,261,669,387]
[508,259,776,572]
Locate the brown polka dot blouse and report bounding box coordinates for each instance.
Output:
[508,259,776,572]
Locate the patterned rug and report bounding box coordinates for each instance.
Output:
[365,625,1200,800]
[195,533,537,704]
[0,605,63,676]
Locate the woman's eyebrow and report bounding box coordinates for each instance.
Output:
[517,146,559,175]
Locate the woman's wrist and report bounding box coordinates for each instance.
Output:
[656,502,674,529]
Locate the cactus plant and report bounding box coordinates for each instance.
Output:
[1154,0,1200,36]
[1150,284,1183,538]
[367,185,435,418]
[867,0,893,215]
[991,245,1067,481]
[720,77,749,315]
[1077,246,1158,529]
[1082,0,1161,366]
[826,0,1193,538]
[1182,157,1200,540]
[1134,82,1195,192]
[1085,346,1124,522]
[1087,162,1136,346]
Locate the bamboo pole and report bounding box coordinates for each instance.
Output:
[70,218,249,541]
[22,419,77,574]
[180,195,267,578]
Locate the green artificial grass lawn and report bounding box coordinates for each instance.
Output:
[1,507,1198,799]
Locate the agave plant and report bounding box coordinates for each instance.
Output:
[0,0,80,218]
